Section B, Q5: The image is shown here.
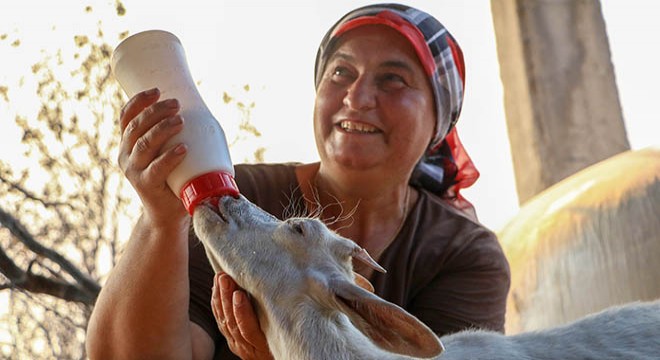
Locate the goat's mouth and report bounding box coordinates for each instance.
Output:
[200,197,228,222]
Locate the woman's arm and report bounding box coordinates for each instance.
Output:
[86,88,214,359]
[86,214,211,359]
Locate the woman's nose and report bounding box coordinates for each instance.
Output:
[343,77,376,111]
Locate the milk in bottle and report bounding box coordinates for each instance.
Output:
[111,30,239,214]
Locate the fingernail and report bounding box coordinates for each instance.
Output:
[220,274,231,290]
[234,291,243,306]
[165,98,179,108]
[145,87,159,96]
[169,115,183,125]
[213,274,220,291]
[174,144,187,154]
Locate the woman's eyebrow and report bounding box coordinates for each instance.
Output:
[329,51,353,63]
[330,52,414,71]
[380,60,414,73]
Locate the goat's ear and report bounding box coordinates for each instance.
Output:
[353,272,374,293]
[330,278,444,358]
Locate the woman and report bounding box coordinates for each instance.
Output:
[86,3,509,360]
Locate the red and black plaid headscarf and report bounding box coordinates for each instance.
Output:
[314,3,480,219]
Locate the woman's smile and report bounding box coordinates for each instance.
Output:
[338,120,380,134]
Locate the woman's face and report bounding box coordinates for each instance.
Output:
[314,25,435,178]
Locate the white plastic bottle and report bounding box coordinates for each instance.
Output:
[111,30,239,214]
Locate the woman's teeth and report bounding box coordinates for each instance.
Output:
[339,121,378,133]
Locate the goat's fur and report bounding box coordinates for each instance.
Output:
[439,301,660,359]
[193,195,660,360]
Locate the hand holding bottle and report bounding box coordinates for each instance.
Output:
[117,88,189,227]
[112,30,238,215]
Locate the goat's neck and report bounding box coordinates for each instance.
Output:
[261,300,403,360]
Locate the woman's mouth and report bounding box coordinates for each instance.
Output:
[338,120,380,134]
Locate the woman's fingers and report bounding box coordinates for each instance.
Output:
[219,273,239,342]
[122,98,181,148]
[120,99,181,169]
[233,291,271,356]
[214,273,274,360]
[131,114,185,173]
[212,273,227,332]
[116,89,189,222]
[117,90,186,197]
[119,88,160,132]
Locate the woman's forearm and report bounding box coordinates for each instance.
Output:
[86,213,195,359]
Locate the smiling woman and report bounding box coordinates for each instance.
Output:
[314,25,436,177]
[85,3,511,359]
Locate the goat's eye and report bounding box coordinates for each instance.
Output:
[291,222,304,235]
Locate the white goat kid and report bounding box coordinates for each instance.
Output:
[193,195,443,359]
[193,195,660,360]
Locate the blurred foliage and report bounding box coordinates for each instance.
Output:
[223,84,266,163]
[0,1,263,358]
[0,4,130,359]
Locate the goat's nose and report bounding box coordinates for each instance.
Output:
[218,195,240,213]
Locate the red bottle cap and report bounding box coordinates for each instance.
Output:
[180,170,240,215]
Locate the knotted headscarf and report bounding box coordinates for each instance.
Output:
[314,3,480,220]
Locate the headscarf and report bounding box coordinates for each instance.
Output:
[314,3,480,220]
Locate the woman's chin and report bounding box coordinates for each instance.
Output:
[328,154,380,171]
[320,143,391,172]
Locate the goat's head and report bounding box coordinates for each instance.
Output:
[193,195,443,358]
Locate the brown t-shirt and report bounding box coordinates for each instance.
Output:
[188,163,510,359]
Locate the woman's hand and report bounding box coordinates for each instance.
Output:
[212,273,274,360]
[117,88,189,227]
[210,271,372,360]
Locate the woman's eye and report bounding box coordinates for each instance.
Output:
[330,66,353,84]
[379,73,407,90]
[332,66,348,76]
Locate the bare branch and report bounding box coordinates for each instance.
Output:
[0,245,25,282]
[0,246,95,304]
[0,173,74,210]
[0,206,100,297]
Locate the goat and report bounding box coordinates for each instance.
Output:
[192,195,660,360]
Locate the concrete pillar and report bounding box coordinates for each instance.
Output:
[491,0,630,204]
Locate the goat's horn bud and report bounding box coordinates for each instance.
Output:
[353,247,387,273]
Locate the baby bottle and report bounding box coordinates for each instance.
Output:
[111,30,239,214]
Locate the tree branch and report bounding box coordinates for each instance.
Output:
[0,173,74,210]
[0,246,96,304]
[0,206,100,298]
